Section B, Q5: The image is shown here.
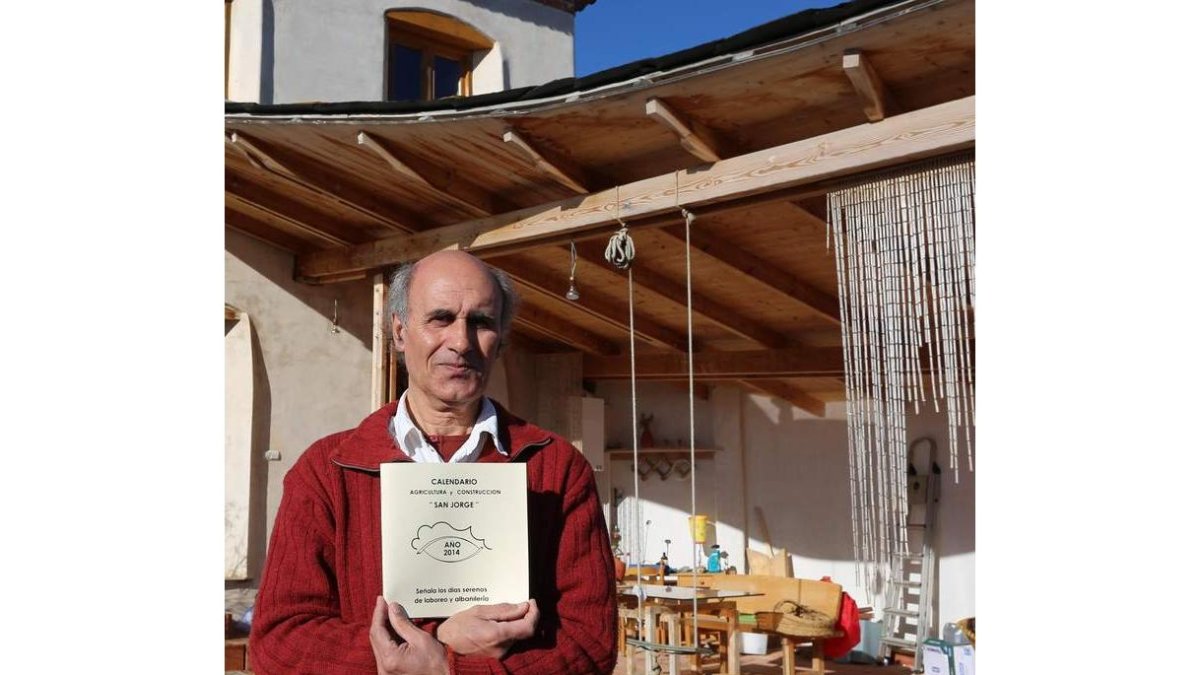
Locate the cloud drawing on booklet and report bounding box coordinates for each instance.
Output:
[411,521,492,563]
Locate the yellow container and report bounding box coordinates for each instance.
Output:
[688,515,709,543]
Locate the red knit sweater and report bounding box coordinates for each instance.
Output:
[249,401,618,674]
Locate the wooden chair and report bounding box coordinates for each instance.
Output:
[678,603,740,675]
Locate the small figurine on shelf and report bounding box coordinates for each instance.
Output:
[611,527,627,580]
[638,413,655,448]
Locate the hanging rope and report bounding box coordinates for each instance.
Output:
[605,184,648,648]
[608,178,706,668]
[681,198,701,653]
[604,226,636,270]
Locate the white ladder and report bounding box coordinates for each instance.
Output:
[879,443,940,670]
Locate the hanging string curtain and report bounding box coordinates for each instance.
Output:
[826,152,975,601]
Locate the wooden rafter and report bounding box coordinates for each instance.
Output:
[573,240,790,348]
[659,224,842,326]
[514,304,618,357]
[739,379,827,418]
[297,96,974,281]
[842,49,895,123]
[225,191,355,248]
[357,131,498,218]
[226,208,319,254]
[582,347,845,381]
[228,131,416,233]
[645,97,727,162]
[498,260,691,352]
[502,128,591,195]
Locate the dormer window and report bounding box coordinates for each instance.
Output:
[385,11,493,102]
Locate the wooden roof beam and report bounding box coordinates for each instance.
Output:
[660,224,842,326]
[228,131,417,233]
[582,347,845,381]
[738,379,827,418]
[226,193,353,248]
[842,49,897,123]
[225,176,374,244]
[573,240,791,349]
[502,128,591,195]
[499,260,692,352]
[645,97,727,163]
[297,96,974,280]
[357,131,498,218]
[513,304,619,357]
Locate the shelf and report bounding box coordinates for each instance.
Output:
[604,448,715,461]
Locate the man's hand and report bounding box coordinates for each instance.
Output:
[436,599,540,659]
[369,596,450,675]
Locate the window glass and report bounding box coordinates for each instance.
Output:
[388,44,422,102]
[433,56,462,99]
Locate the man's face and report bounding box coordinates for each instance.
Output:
[393,253,503,412]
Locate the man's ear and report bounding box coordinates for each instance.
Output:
[391,314,405,352]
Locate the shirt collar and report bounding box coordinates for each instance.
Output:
[389,392,507,463]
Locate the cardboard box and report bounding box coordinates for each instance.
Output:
[922,639,955,675]
[952,643,975,675]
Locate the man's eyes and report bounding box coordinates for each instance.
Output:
[425,312,495,329]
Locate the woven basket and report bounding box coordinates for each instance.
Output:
[754,601,838,638]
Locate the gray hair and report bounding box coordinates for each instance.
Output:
[387,257,520,342]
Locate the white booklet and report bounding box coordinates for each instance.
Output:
[380,462,529,618]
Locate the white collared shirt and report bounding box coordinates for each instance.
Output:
[388,392,508,463]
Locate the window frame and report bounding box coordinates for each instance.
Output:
[384,11,492,102]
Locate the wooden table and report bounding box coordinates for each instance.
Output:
[619,584,762,675]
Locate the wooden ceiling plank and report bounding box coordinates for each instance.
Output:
[357,131,496,218]
[842,49,895,123]
[502,128,591,195]
[784,201,829,233]
[573,239,791,348]
[230,131,416,233]
[739,379,827,417]
[645,97,725,163]
[582,346,845,380]
[660,224,841,325]
[514,304,618,357]
[226,192,352,248]
[297,96,975,280]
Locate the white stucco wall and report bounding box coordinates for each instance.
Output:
[227,0,264,102]
[225,229,377,581]
[595,380,976,633]
[257,0,575,104]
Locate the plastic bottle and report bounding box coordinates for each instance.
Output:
[706,545,722,573]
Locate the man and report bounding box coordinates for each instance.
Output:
[250,251,618,674]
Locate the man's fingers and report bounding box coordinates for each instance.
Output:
[369,596,396,656]
[386,600,423,643]
[523,598,540,626]
[468,601,529,622]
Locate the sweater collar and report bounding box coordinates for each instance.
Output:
[330,398,552,471]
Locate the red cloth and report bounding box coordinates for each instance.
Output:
[249,400,618,674]
[821,592,862,660]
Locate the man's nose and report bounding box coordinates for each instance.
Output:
[447,318,473,352]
